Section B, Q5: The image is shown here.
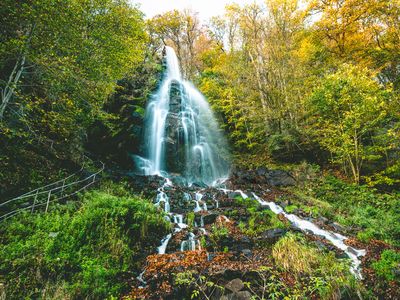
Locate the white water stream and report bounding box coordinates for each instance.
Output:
[221,189,366,279]
[137,46,366,283]
[134,46,229,186]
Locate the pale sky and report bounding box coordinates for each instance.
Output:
[132,0,264,21]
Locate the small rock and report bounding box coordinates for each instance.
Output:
[225,278,244,292]
[241,249,252,258]
[331,222,345,232]
[260,228,286,239]
[318,216,329,224]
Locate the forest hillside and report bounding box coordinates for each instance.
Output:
[0,0,399,299]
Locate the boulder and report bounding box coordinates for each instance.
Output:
[225,278,244,292]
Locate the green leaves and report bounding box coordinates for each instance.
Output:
[307,64,395,183]
[372,250,400,282]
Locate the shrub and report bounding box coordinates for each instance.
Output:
[372,250,400,282]
[272,233,319,275]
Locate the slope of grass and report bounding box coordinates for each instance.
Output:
[0,182,170,299]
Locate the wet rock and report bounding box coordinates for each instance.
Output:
[336,251,349,259]
[225,278,244,292]
[169,80,183,113]
[259,228,286,240]
[318,216,329,224]
[126,174,165,195]
[289,224,303,233]
[331,222,345,232]
[165,114,186,173]
[191,181,208,189]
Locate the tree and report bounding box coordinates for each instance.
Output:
[148,9,202,79]
[0,0,146,195]
[200,1,309,159]
[308,0,400,89]
[307,64,393,183]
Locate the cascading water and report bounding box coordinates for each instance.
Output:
[134,46,366,285]
[134,46,229,186]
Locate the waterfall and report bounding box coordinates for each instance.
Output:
[135,46,229,186]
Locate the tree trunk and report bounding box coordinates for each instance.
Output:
[0,55,26,119]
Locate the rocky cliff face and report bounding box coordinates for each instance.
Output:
[164,80,186,174]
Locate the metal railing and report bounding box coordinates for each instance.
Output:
[0,159,105,222]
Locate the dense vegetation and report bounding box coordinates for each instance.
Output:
[0,182,170,298]
[0,0,148,196]
[1,0,399,299]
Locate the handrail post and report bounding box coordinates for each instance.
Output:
[45,190,51,213]
[31,189,39,213]
[61,178,66,197]
[92,174,96,183]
